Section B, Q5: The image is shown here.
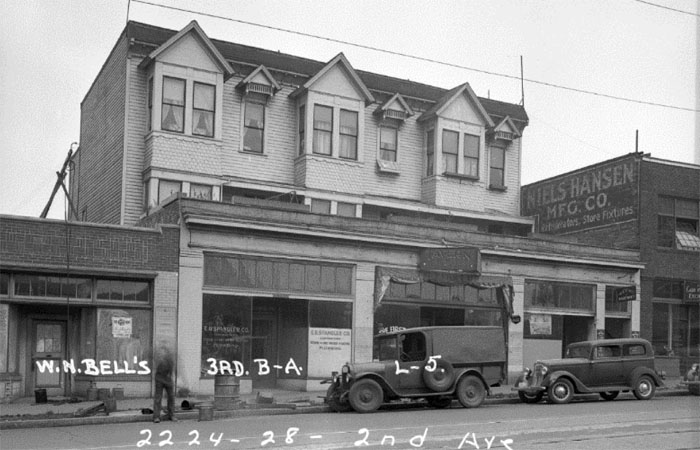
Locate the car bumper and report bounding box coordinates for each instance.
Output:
[512,379,546,393]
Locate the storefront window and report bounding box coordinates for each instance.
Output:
[375,304,420,335]
[465,309,502,326]
[96,279,149,302]
[524,280,594,311]
[309,301,352,329]
[653,302,700,359]
[524,313,563,339]
[96,308,151,368]
[201,294,252,376]
[0,273,8,296]
[605,286,630,313]
[13,274,91,299]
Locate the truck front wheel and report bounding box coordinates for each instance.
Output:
[456,375,486,408]
[326,384,352,412]
[348,379,383,413]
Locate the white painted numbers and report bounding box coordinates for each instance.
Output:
[204,358,302,376]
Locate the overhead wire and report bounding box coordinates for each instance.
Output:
[631,0,700,17]
[130,0,699,113]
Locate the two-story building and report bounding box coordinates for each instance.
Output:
[522,153,700,376]
[64,20,644,395]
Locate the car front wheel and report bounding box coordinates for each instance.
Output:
[456,375,486,408]
[348,379,383,413]
[518,391,544,404]
[547,378,574,404]
[599,391,619,401]
[326,384,352,412]
[633,375,656,400]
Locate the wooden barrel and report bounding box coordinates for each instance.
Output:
[214,375,239,410]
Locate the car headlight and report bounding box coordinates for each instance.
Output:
[522,367,532,378]
[341,365,350,374]
[535,363,548,376]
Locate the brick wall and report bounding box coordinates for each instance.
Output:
[0,215,179,273]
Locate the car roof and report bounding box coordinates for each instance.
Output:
[375,325,501,338]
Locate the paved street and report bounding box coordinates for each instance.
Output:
[1,395,698,449]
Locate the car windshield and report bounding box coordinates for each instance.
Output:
[566,345,590,358]
[374,336,398,360]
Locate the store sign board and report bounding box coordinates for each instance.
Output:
[685,282,700,302]
[521,157,638,234]
[419,247,480,274]
[614,286,637,302]
[307,328,351,378]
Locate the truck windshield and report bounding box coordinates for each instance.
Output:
[375,336,398,360]
[566,345,590,358]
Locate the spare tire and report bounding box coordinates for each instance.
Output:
[422,359,455,392]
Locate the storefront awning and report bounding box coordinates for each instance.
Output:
[374,266,520,324]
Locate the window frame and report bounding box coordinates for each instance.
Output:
[243,100,265,153]
[657,197,700,251]
[158,179,181,204]
[298,105,306,156]
[312,104,333,156]
[426,129,435,176]
[161,76,186,133]
[441,129,459,174]
[379,125,398,162]
[192,82,216,137]
[489,144,506,189]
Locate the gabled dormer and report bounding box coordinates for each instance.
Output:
[374,93,414,121]
[236,65,281,97]
[373,93,414,174]
[291,53,373,165]
[489,116,521,144]
[139,20,233,140]
[418,83,494,180]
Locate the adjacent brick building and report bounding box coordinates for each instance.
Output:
[522,153,700,375]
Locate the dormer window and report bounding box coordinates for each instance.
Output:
[313,105,333,155]
[339,109,358,160]
[243,101,265,153]
[162,77,186,133]
[379,126,397,162]
[489,145,506,189]
[463,134,480,178]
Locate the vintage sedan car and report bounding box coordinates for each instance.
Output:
[681,362,700,396]
[514,338,664,404]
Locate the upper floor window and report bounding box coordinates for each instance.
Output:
[442,130,459,173]
[336,202,356,217]
[162,77,185,133]
[313,105,333,155]
[158,179,181,204]
[489,145,505,188]
[190,183,212,200]
[298,105,306,156]
[193,82,215,137]
[339,109,358,160]
[658,197,700,251]
[379,126,397,162]
[243,101,265,153]
[426,129,435,176]
[463,134,480,178]
[147,77,153,131]
[311,199,331,214]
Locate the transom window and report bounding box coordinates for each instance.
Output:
[244,102,265,153]
[379,126,397,162]
[336,202,356,217]
[193,82,215,137]
[162,77,185,132]
[313,105,333,155]
[190,183,212,200]
[339,110,358,160]
[311,199,331,214]
[158,179,181,204]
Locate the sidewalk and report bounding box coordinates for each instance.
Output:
[0,378,690,430]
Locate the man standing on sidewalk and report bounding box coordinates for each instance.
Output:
[153,344,177,423]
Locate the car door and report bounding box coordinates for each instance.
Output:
[590,344,623,386]
[397,331,427,391]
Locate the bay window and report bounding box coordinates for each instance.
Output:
[463,134,480,178]
[339,109,358,160]
[442,130,459,174]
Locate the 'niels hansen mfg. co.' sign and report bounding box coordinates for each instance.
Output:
[521,157,639,234]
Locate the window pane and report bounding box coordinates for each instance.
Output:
[309,301,352,328]
[298,105,305,155]
[0,273,8,295]
[426,129,435,175]
[192,110,213,137]
[201,295,252,375]
[464,134,480,158]
[311,199,331,214]
[339,110,357,135]
[676,199,699,218]
[162,77,185,132]
[442,130,458,154]
[676,219,700,251]
[313,130,331,155]
[337,202,356,217]
[158,180,181,204]
[490,167,504,186]
[339,135,357,159]
[380,127,397,150]
[193,83,215,110]
[244,128,263,153]
[245,102,264,128]
[163,77,185,105]
[465,157,479,177]
[314,105,332,131]
[490,147,505,168]
[190,184,212,200]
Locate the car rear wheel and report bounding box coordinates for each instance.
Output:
[633,375,656,400]
[456,375,486,408]
[518,391,544,404]
[326,384,352,412]
[547,378,574,404]
[426,396,453,408]
[599,391,619,401]
[348,379,383,413]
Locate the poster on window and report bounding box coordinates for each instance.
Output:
[112,316,132,338]
[528,314,552,335]
[307,328,351,378]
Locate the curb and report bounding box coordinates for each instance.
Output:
[0,388,690,430]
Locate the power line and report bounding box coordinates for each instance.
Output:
[631,0,700,17]
[131,0,699,113]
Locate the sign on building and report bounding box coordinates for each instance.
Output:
[521,156,639,234]
[685,282,700,303]
[419,247,480,274]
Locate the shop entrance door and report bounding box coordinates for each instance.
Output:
[562,316,591,357]
[31,320,67,397]
[252,311,278,389]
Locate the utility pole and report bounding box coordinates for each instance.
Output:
[41,145,79,220]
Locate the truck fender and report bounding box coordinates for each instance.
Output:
[455,369,491,395]
[354,373,397,398]
[629,367,663,386]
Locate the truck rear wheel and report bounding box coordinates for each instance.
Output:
[348,379,383,413]
[456,375,486,408]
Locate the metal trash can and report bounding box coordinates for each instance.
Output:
[34,388,47,404]
[198,402,214,421]
[97,388,110,401]
[214,374,240,410]
[112,386,124,400]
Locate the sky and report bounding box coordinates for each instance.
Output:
[1,0,698,221]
